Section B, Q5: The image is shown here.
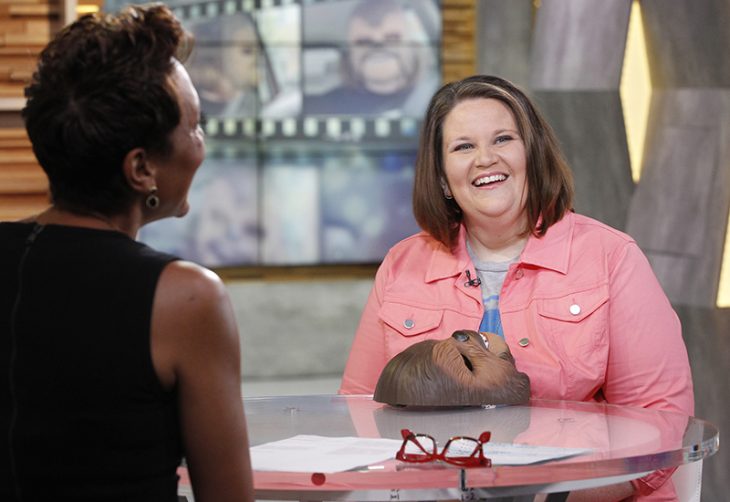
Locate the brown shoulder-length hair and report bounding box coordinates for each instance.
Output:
[412,75,574,249]
[23,3,193,216]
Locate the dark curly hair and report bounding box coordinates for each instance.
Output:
[23,3,193,215]
[412,75,574,249]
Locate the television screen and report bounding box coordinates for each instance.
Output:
[107,0,442,267]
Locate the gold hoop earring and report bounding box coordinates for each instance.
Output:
[145,187,160,209]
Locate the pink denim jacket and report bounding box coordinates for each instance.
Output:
[340,212,694,500]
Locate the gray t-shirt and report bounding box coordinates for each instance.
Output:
[467,241,518,338]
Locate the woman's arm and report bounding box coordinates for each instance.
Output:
[152,261,254,502]
[604,242,693,498]
[339,264,390,395]
[603,242,694,413]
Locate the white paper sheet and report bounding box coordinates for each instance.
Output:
[251,434,402,473]
[484,442,592,465]
[250,435,592,473]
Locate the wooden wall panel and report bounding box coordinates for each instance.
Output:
[441,0,476,82]
[0,0,59,221]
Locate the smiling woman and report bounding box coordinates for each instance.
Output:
[440,98,529,261]
[339,75,694,502]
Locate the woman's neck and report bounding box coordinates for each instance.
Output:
[33,206,137,239]
[464,218,529,263]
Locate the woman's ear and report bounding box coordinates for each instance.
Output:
[122,148,154,194]
[440,178,453,199]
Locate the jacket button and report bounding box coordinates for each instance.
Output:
[569,304,581,315]
[514,269,524,279]
[518,337,529,347]
[403,319,415,329]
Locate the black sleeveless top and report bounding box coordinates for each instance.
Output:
[0,222,182,501]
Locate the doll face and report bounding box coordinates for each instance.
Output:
[374,330,530,407]
[433,330,516,389]
[347,7,418,94]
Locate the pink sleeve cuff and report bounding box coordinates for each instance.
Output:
[630,467,678,496]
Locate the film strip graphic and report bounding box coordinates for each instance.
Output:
[172,0,376,21]
[203,142,420,163]
[171,0,299,20]
[202,116,422,143]
[203,117,422,163]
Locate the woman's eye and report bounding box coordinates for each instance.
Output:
[495,135,513,144]
[452,331,469,342]
[453,143,473,152]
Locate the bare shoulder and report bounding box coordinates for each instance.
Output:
[155,259,236,341]
[158,260,228,302]
[154,260,236,329]
[151,260,239,388]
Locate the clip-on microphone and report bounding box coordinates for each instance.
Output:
[464,270,481,287]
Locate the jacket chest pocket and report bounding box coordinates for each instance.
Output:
[379,302,444,360]
[535,284,609,356]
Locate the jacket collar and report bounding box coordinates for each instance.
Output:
[520,211,574,274]
[425,226,472,283]
[424,212,575,282]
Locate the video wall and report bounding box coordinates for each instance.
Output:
[106,0,442,267]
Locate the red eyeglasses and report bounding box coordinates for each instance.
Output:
[395,428,492,468]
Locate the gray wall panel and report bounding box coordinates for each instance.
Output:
[628,126,717,256]
[626,89,730,308]
[228,279,372,379]
[644,254,717,307]
[675,305,730,502]
[475,0,532,87]
[534,90,634,229]
[530,0,631,90]
[641,0,730,87]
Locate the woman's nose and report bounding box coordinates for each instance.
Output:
[476,146,497,167]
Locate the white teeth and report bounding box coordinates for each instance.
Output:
[474,174,507,186]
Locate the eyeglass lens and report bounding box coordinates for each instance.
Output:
[443,437,481,458]
[403,434,436,458]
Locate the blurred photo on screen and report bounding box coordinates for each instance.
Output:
[154,0,302,119]
[187,11,265,118]
[261,159,321,265]
[138,155,260,268]
[302,0,440,117]
[255,1,302,117]
[320,150,420,263]
[105,0,442,268]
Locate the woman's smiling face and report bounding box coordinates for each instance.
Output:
[441,97,528,231]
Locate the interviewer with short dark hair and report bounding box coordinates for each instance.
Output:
[0,5,254,501]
